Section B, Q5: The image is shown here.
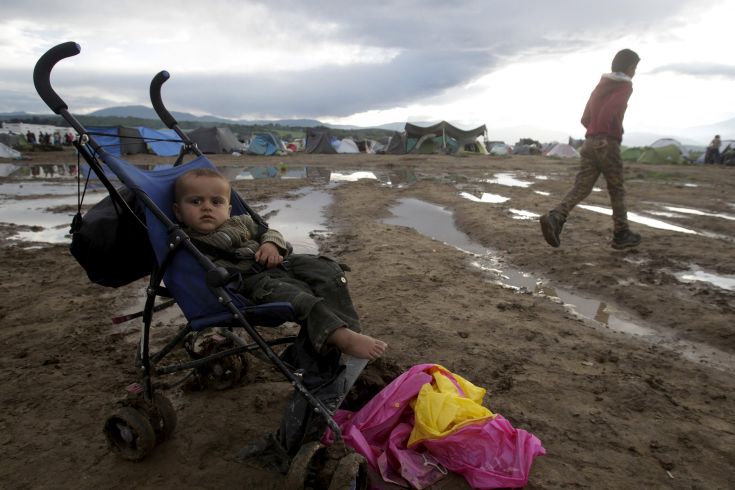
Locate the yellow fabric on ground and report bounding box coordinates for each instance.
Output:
[408,365,495,447]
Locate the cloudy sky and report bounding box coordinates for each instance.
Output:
[1,0,733,144]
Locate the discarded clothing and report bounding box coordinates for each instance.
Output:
[324,363,545,489]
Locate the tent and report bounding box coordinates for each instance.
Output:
[637,145,684,164]
[305,128,337,154]
[189,126,244,154]
[404,121,487,154]
[385,132,407,154]
[546,143,580,159]
[137,127,183,156]
[0,132,31,150]
[650,138,686,153]
[118,127,147,154]
[489,143,512,156]
[81,127,147,156]
[247,132,286,156]
[355,139,377,153]
[336,138,360,154]
[457,139,489,155]
[87,127,123,155]
[0,142,22,160]
[621,147,643,161]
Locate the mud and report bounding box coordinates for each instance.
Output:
[0,148,733,489]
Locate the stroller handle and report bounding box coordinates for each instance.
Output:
[150,70,178,129]
[33,41,80,114]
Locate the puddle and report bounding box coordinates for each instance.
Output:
[260,188,332,254]
[662,206,735,221]
[485,172,533,188]
[578,204,698,234]
[459,191,509,203]
[0,181,104,197]
[330,171,378,182]
[645,210,687,219]
[231,166,416,187]
[0,194,105,228]
[534,190,550,196]
[509,209,540,220]
[675,266,735,291]
[383,197,734,370]
[592,187,602,192]
[0,163,78,179]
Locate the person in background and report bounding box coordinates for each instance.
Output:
[704,134,721,164]
[539,48,641,250]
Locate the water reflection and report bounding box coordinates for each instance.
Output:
[662,206,735,221]
[459,191,509,203]
[579,204,698,234]
[261,188,332,255]
[383,197,733,368]
[229,166,416,187]
[675,266,735,291]
[509,208,540,220]
[485,172,533,188]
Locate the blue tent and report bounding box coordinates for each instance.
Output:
[87,127,122,156]
[137,127,183,156]
[247,132,284,156]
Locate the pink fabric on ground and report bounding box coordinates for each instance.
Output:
[325,363,545,489]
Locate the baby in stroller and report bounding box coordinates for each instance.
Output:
[173,167,387,471]
[173,167,387,361]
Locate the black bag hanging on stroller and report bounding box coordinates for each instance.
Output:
[70,186,155,287]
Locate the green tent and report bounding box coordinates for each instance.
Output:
[620,147,642,161]
[636,145,684,164]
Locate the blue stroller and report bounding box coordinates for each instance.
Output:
[34,42,369,488]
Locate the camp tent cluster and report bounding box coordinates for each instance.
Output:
[621,138,709,165]
[304,128,384,155]
[382,121,488,155]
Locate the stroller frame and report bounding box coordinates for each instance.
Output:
[33,42,361,469]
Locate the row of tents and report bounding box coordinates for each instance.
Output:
[620,138,734,165]
[304,121,490,155]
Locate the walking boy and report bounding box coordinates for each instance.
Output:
[540,48,641,250]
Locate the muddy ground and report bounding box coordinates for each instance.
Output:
[1,148,733,489]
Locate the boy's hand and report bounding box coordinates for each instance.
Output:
[255,242,283,269]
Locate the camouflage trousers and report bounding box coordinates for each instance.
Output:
[554,136,629,233]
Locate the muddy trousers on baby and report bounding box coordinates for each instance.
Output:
[237,254,363,465]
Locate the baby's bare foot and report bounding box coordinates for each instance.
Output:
[328,327,387,360]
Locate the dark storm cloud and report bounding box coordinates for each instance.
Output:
[161,49,499,118]
[6,0,717,118]
[650,62,735,79]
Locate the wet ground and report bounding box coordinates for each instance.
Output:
[1,149,734,489]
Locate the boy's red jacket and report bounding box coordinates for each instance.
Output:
[581,73,633,142]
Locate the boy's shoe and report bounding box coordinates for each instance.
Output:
[539,211,565,248]
[611,229,641,250]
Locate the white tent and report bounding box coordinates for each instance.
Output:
[489,143,512,156]
[546,143,580,159]
[0,141,22,160]
[336,138,360,154]
[650,138,686,153]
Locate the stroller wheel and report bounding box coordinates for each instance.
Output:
[103,406,156,461]
[201,353,245,390]
[284,441,327,489]
[151,393,177,442]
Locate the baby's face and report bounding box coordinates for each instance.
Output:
[173,175,232,234]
